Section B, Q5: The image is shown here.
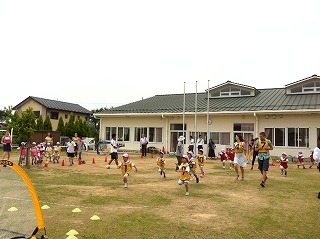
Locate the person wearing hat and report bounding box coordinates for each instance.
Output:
[31,142,38,165]
[175,135,185,171]
[177,154,191,196]
[280,152,289,176]
[156,151,166,178]
[298,150,306,169]
[187,151,199,183]
[118,153,138,188]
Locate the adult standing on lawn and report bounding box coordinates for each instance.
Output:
[140,134,148,157]
[255,132,273,187]
[66,136,76,166]
[188,135,195,153]
[107,134,119,168]
[197,135,204,153]
[1,130,12,160]
[175,135,185,171]
[45,132,53,146]
[208,138,216,159]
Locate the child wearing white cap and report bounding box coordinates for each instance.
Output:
[187,151,199,183]
[196,149,206,177]
[298,150,306,169]
[280,152,289,176]
[118,153,138,188]
[219,149,228,169]
[177,155,191,196]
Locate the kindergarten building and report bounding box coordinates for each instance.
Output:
[94,75,320,157]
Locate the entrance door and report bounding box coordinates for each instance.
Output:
[170,131,184,152]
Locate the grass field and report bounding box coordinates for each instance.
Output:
[5,151,320,239]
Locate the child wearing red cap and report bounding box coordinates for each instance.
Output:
[118,153,137,188]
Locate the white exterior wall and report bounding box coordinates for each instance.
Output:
[98,112,320,157]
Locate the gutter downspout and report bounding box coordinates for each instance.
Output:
[254,112,258,138]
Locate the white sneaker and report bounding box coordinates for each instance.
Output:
[124,183,128,188]
[185,192,190,196]
[223,166,225,169]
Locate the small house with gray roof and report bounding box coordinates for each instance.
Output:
[94,75,320,157]
[13,96,91,131]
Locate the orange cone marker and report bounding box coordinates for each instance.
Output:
[92,158,96,164]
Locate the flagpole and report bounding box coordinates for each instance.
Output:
[183,82,186,139]
[195,81,198,154]
[206,80,210,155]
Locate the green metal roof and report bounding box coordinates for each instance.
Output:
[97,88,320,115]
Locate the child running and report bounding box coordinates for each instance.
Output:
[280,152,289,176]
[196,149,206,177]
[219,149,228,169]
[309,150,316,169]
[177,155,191,196]
[118,153,137,188]
[226,147,235,170]
[298,150,306,169]
[187,151,199,183]
[156,151,166,178]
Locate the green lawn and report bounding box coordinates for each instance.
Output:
[7,152,320,239]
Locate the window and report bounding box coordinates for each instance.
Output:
[105,127,117,140]
[265,127,309,147]
[265,128,285,146]
[190,132,207,144]
[50,111,59,120]
[135,127,148,141]
[65,114,68,119]
[33,111,40,118]
[117,127,130,142]
[288,128,309,147]
[106,127,130,141]
[170,124,187,131]
[209,132,230,145]
[291,81,320,94]
[149,127,163,143]
[233,123,254,131]
[210,87,252,97]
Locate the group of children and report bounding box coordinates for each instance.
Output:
[18,141,61,166]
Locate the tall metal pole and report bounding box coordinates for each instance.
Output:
[183,82,186,138]
[206,80,210,154]
[195,81,198,154]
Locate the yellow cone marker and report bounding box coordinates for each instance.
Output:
[66,236,78,239]
[66,229,79,236]
[72,208,81,213]
[90,215,100,220]
[8,207,18,212]
[41,205,50,209]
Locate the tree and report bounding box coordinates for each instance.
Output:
[43,115,52,131]
[56,116,65,134]
[64,113,75,137]
[9,107,37,168]
[36,115,44,130]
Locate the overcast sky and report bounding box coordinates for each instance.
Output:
[1,0,319,111]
